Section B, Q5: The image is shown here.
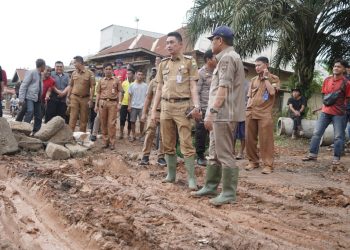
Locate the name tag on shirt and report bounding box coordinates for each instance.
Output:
[176,74,182,84]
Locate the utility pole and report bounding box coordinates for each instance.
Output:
[135,17,140,35]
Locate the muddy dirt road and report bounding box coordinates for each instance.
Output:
[0,137,349,249]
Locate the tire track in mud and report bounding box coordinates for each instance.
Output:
[0,147,349,249]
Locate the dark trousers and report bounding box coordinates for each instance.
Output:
[24,99,42,133]
[16,102,27,122]
[89,102,97,132]
[45,99,67,123]
[195,111,209,158]
[120,104,131,130]
[0,100,2,117]
[291,115,302,130]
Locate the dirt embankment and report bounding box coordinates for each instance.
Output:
[0,139,350,249]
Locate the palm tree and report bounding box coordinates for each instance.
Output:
[186,0,350,93]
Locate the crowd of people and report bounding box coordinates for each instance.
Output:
[1,25,350,206]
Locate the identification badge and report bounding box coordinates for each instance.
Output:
[263,90,269,101]
[176,74,182,83]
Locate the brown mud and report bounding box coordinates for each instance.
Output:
[0,138,349,249]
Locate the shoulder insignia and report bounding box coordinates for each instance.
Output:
[184,55,192,59]
[161,57,170,62]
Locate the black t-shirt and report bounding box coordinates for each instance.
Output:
[287,96,307,114]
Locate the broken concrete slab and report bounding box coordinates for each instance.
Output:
[35,116,65,141]
[46,142,70,160]
[49,125,74,145]
[0,118,19,155]
[65,144,89,158]
[8,121,33,136]
[14,133,43,151]
[73,132,95,148]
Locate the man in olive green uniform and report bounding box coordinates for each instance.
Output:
[151,31,201,191]
[95,63,121,150]
[67,56,95,132]
[192,26,246,206]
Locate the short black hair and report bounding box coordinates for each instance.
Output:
[167,31,182,42]
[334,59,349,69]
[36,58,46,68]
[103,63,113,69]
[203,49,214,62]
[221,36,233,46]
[55,61,63,65]
[73,56,84,64]
[255,56,269,64]
[136,69,144,74]
[127,68,135,74]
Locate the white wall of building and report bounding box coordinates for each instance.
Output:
[100,25,164,50]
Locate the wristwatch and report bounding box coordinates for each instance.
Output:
[262,76,269,80]
[210,107,219,114]
[194,104,201,110]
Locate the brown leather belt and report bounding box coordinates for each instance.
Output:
[162,97,190,103]
[156,108,161,112]
[72,93,89,98]
[101,98,118,101]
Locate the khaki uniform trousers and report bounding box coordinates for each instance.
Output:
[160,101,195,158]
[69,94,89,132]
[99,100,117,146]
[209,122,237,168]
[246,116,274,167]
[142,111,164,158]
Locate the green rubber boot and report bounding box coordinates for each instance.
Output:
[163,154,177,183]
[209,167,238,206]
[191,164,222,197]
[184,156,198,190]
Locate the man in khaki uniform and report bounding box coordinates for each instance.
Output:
[192,26,246,206]
[140,67,166,166]
[151,31,201,191]
[94,63,121,150]
[245,56,280,174]
[67,56,95,132]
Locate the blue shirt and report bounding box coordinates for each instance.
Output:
[51,71,70,102]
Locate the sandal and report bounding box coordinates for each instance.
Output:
[302,155,317,161]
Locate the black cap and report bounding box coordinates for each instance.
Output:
[208,25,234,40]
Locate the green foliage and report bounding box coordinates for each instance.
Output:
[186,0,350,90]
[285,71,323,100]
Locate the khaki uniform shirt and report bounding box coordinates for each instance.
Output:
[198,65,212,110]
[147,78,160,110]
[246,73,280,119]
[208,47,246,122]
[96,76,120,100]
[157,54,199,99]
[70,69,95,97]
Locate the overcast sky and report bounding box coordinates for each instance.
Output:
[0,0,195,79]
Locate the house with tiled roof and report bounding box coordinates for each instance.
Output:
[88,27,206,77]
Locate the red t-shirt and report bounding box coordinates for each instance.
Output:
[42,77,56,101]
[113,68,127,82]
[321,76,350,115]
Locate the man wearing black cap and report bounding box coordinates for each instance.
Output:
[287,88,306,139]
[192,26,246,206]
[195,49,217,166]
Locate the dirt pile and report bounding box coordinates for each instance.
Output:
[296,187,350,207]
